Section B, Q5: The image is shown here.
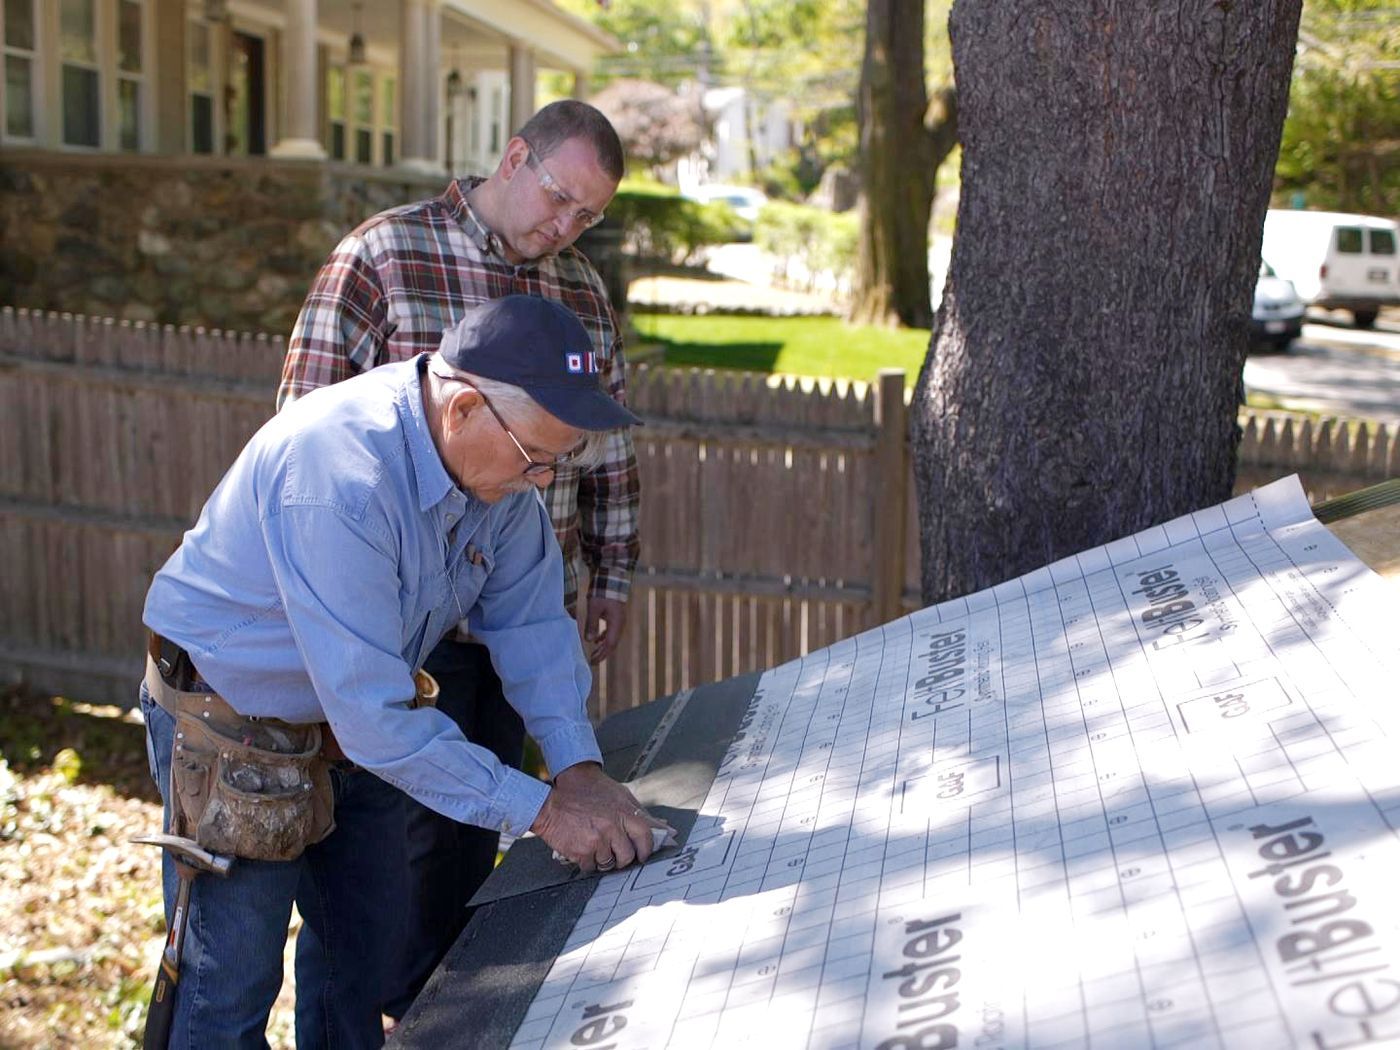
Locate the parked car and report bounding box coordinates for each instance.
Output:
[683,184,769,223]
[1261,209,1399,329]
[1251,260,1306,352]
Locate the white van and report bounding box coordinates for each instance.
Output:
[1260,209,1398,328]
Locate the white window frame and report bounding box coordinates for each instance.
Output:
[466,82,479,162]
[339,62,397,168]
[57,0,102,149]
[112,0,150,152]
[379,72,395,167]
[442,70,468,175]
[325,61,346,160]
[186,14,221,154]
[489,83,503,157]
[463,71,507,176]
[1,0,42,144]
[13,0,156,153]
[348,63,373,163]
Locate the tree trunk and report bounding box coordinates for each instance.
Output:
[912,0,1302,604]
[850,1,958,329]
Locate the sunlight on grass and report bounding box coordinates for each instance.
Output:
[633,313,931,387]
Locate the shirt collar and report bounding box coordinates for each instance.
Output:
[445,176,559,267]
[398,355,458,513]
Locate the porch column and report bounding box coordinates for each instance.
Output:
[423,5,441,163]
[508,44,536,135]
[268,0,326,159]
[571,71,588,101]
[398,0,443,173]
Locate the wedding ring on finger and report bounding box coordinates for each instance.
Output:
[596,856,617,872]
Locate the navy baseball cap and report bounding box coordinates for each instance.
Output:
[437,296,641,431]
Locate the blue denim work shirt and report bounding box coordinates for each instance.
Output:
[143,356,600,836]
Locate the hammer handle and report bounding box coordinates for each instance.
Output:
[143,871,192,1050]
[142,953,178,1050]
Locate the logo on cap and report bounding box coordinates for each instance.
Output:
[565,351,597,375]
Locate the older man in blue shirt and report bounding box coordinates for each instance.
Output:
[139,296,669,1049]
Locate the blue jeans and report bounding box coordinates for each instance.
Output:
[381,638,525,1020]
[141,683,406,1050]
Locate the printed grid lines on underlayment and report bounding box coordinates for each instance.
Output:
[509,477,1400,1050]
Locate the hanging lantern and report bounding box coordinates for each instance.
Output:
[348,3,367,66]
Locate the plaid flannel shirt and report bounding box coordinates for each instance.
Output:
[279,177,640,614]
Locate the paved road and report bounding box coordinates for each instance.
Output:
[1243,310,1400,422]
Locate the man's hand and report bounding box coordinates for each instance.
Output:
[584,597,628,665]
[530,762,674,873]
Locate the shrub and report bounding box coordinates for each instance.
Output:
[754,201,857,294]
[609,181,747,266]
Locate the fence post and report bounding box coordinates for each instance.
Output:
[873,369,908,625]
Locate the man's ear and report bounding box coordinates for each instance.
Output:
[447,386,483,435]
[500,137,529,180]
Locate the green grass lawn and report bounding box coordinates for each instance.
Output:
[634,313,1294,414]
[633,312,931,386]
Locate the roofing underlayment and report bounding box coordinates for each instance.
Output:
[394,475,1400,1050]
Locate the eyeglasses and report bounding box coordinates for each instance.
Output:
[477,390,583,476]
[523,145,606,230]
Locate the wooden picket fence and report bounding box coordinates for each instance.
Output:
[1,306,1395,713]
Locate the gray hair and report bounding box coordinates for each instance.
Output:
[429,355,609,471]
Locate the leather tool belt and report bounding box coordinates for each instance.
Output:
[145,636,336,862]
[143,634,440,862]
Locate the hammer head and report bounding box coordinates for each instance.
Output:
[131,834,234,877]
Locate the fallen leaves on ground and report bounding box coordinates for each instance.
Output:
[0,686,296,1048]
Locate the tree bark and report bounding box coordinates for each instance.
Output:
[912,0,1302,604]
[850,1,958,329]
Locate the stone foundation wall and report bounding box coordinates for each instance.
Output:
[0,150,445,335]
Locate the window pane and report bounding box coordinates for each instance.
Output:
[490,87,501,153]
[382,77,395,128]
[326,67,344,121]
[382,131,393,167]
[62,64,99,146]
[353,71,373,124]
[330,121,345,160]
[355,127,371,163]
[189,22,210,91]
[119,0,141,73]
[1337,227,1364,254]
[119,78,139,150]
[4,0,34,51]
[1370,229,1396,257]
[59,0,97,65]
[191,93,213,153]
[5,54,32,136]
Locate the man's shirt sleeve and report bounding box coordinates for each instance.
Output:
[278,234,389,409]
[468,492,602,779]
[260,500,553,836]
[577,327,641,603]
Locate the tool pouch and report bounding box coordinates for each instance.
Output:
[171,705,335,863]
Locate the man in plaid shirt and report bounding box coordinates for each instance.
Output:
[279,100,639,1020]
